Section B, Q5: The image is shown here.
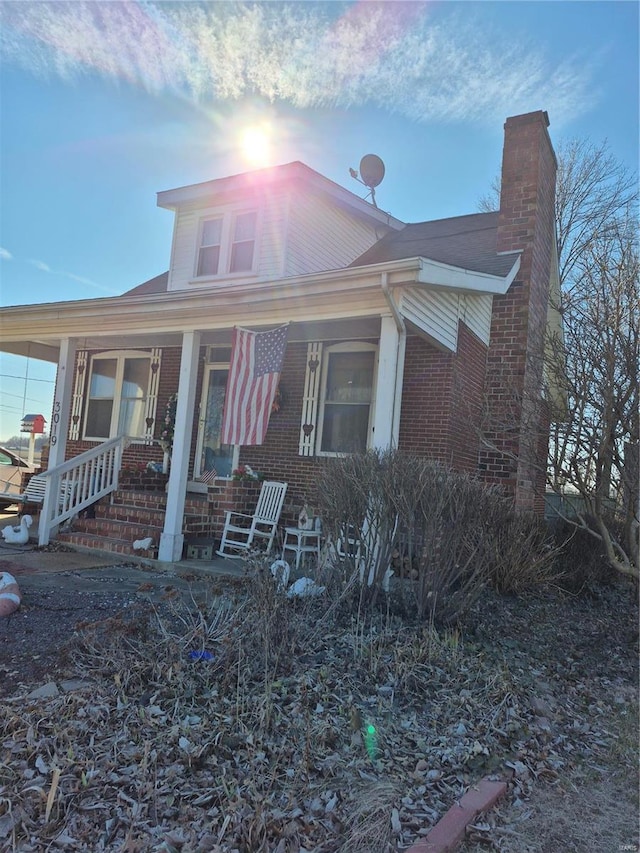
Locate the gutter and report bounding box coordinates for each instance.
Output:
[381,272,406,448]
[381,271,405,335]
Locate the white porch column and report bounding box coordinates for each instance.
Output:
[159,331,201,562]
[47,337,76,469]
[371,315,405,450]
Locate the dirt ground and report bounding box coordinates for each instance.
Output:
[0,553,638,852]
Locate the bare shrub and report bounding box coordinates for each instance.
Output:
[317,450,517,625]
[316,450,397,608]
[551,517,621,592]
[482,510,561,594]
[400,465,510,624]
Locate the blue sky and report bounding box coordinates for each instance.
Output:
[0,0,638,441]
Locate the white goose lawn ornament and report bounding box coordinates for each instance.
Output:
[270,559,291,592]
[286,576,326,598]
[269,560,326,598]
[1,515,33,545]
[133,537,154,551]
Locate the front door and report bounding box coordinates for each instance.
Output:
[195,363,235,479]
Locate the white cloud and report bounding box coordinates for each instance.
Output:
[29,259,52,273]
[0,1,597,127]
[63,271,118,294]
[0,247,12,260]
[26,256,117,294]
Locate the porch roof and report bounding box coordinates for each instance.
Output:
[0,254,518,362]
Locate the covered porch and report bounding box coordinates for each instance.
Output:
[0,256,513,561]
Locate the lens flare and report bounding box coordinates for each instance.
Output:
[364,723,378,761]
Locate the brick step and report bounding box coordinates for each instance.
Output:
[94,503,166,527]
[56,489,217,559]
[110,489,167,511]
[58,530,159,560]
[66,517,164,544]
[110,489,210,513]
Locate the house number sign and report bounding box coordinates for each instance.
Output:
[50,399,61,445]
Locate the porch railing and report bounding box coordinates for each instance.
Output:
[37,436,130,546]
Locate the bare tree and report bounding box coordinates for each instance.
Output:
[479,139,639,578]
[547,213,639,577]
[554,139,638,288]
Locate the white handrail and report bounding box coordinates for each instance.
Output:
[37,436,130,546]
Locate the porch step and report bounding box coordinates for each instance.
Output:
[63,516,164,543]
[58,530,160,560]
[56,488,215,560]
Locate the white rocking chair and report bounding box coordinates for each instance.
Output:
[216,480,287,558]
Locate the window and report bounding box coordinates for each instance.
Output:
[317,343,377,454]
[229,212,257,273]
[197,218,222,276]
[196,210,257,278]
[84,352,151,440]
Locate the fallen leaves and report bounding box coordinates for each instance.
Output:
[0,575,636,852]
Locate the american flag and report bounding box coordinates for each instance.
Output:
[220,324,289,446]
[198,468,218,485]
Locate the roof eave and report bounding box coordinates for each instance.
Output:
[157,162,404,231]
[415,254,521,294]
[0,253,520,322]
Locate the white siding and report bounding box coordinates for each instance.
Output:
[259,189,289,278]
[168,209,199,290]
[458,293,493,345]
[285,190,379,277]
[401,288,494,351]
[401,288,459,351]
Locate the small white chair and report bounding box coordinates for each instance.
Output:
[216,480,287,558]
[282,526,322,571]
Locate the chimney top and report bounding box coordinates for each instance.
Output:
[504,110,550,129]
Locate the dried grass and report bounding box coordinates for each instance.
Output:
[0,568,636,851]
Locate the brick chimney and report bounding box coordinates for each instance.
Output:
[480,111,557,512]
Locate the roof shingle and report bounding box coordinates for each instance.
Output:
[350,211,519,277]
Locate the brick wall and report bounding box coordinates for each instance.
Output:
[449,322,488,473]
[479,110,557,512]
[399,335,453,462]
[399,323,487,471]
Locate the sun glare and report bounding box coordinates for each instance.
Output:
[239,124,272,168]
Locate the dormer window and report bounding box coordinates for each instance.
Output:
[196,210,257,278]
[197,218,223,276]
[230,211,257,273]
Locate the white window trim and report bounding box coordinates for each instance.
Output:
[316,341,379,457]
[83,350,153,443]
[194,207,260,280]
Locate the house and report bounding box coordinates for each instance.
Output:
[0,110,560,562]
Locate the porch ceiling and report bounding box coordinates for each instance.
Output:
[0,317,385,362]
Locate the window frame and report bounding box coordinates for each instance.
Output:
[315,341,378,457]
[195,207,259,280]
[82,350,152,442]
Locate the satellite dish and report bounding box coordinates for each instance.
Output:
[359,154,385,189]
